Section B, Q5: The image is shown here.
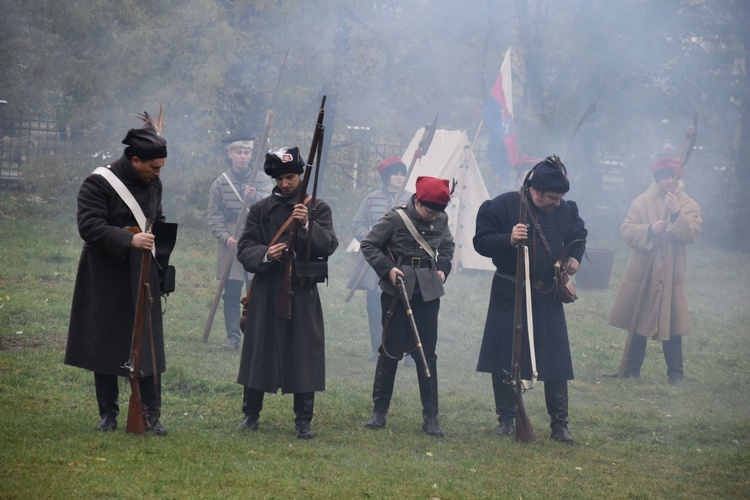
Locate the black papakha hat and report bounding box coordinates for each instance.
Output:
[263,147,306,178]
[527,155,569,193]
[122,122,167,160]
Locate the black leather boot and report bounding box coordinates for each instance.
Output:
[545,380,574,444]
[94,373,119,431]
[294,392,315,439]
[140,376,167,436]
[237,386,263,430]
[492,373,516,437]
[663,336,684,385]
[365,355,398,429]
[417,358,444,437]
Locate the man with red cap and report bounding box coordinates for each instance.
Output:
[474,155,587,444]
[235,146,338,439]
[360,175,455,437]
[607,157,702,384]
[347,154,411,362]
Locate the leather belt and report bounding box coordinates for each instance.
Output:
[408,257,432,268]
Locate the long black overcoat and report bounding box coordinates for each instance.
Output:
[473,190,587,381]
[236,187,338,394]
[65,155,166,377]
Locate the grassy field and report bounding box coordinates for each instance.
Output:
[1,209,749,499]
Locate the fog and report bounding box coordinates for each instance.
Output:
[2,1,748,368]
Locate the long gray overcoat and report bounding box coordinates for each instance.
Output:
[65,155,166,377]
[236,187,338,394]
[474,190,587,381]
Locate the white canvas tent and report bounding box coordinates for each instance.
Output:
[402,128,494,272]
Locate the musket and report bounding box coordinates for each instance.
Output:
[276,95,326,319]
[202,51,288,343]
[122,222,153,435]
[395,275,431,379]
[344,110,438,303]
[614,113,697,377]
[509,187,536,442]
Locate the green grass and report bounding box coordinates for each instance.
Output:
[1,213,749,499]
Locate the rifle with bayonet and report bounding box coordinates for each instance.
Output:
[343,110,438,303]
[275,95,326,319]
[509,187,536,443]
[202,50,288,343]
[122,222,153,435]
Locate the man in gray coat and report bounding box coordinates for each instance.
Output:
[207,138,273,350]
[347,155,411,361]
[360,176,455,437]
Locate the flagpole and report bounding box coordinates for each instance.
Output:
[471,120,483,150]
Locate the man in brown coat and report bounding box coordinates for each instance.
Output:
[608,158,702,385]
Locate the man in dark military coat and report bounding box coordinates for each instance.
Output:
[235,147,338,440]
[474,156,587,444]
[65,118,169,435]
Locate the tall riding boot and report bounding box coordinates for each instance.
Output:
[365,355,398,429]
[545,380,574,444]
[222,280,243,350]
[663,336,684,385]
[417,358,444,437]
[491,373,516,436]
[293,392,315,440]
[237,386,264,430]
[94,373,119,431]
[140,375,167,436]
[623,333,648,377]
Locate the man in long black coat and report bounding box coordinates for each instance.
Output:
[474,156,587,443]
[235,146,338,439]
[65,119,169,434]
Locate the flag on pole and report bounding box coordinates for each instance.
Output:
[482,48,521,180]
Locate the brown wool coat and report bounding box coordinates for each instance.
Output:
[608,181,702,340]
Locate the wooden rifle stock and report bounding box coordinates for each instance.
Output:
[511,189,536,443]
[276,96,326,319]
[395,275,431,379]
[202,110,276,343]
[123,223,153,435]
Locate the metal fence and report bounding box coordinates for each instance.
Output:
[0,102,77,181]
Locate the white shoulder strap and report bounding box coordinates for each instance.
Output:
[222,172,243,203]
[394,207,436,262]
[93,166,154,256]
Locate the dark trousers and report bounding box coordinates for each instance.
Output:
[242,387,315,423]
[372,292,440,418]
[94,372,160,418]
[491,374,569,430]
[625,333,683,380]
[223,279,244,343]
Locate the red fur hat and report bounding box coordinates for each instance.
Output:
[415,176,450,211]
[376,155,406,175]
[650,157,682,173]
